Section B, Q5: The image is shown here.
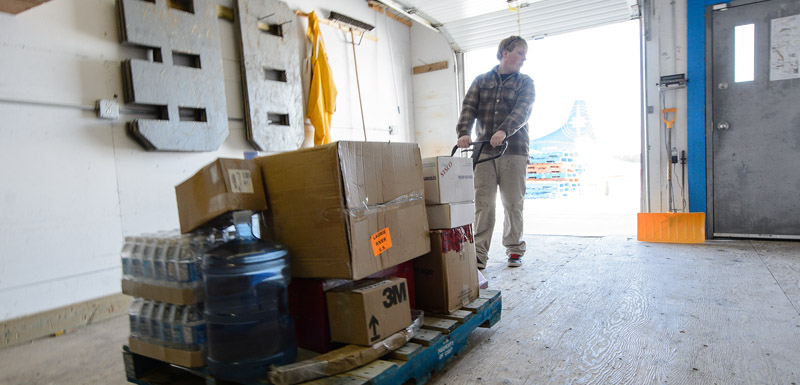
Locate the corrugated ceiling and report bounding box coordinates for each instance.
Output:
[386,0,638,52]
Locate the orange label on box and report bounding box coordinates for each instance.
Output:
[371,227,392,256]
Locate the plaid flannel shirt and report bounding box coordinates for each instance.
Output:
[456,66,535,156]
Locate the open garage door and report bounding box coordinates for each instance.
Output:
[375,0,640,52]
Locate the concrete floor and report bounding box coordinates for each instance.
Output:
[0,307,129,384]
[1,234,798,384]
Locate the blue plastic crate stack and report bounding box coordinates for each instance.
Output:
[525,151,584,199]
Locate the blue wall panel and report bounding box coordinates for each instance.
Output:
[687,0,731,213]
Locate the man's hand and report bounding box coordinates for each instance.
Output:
[490,130,507,147]
[457,135,471,148]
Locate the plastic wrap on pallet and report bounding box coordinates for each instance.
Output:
[268,310,424,385]
[477,269,489,289]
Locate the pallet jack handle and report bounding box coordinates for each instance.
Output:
[451,141,508,170]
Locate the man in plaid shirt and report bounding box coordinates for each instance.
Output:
[456,36,534,268]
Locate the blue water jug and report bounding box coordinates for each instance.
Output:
[202,211,296,382]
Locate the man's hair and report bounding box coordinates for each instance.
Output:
[496,36,527,60]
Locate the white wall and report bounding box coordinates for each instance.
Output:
[290,0,415,143]
[0,0,415,321]
[410,24,460,159]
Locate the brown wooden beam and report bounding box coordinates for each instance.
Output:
[413,61,449,75]
[368,2,412,27]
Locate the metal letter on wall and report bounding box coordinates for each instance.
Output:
[235,0,304,151]
[118,0,228,151]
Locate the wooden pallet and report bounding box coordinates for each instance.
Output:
[122,290,502,385]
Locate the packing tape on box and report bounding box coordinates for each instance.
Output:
[320,190,425,224]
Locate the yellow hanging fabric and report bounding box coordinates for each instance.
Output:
[306,11,337,145]
[507,1,521,36]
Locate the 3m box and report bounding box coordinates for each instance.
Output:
[258,141,431,280]
[175,158,267,234]
[414,225,478,314]
[288,261,417,353]
[426,202,475,229]
[422,156,474,204]
[326,277,412,346]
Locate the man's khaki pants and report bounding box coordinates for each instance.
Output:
[474,154,527,265]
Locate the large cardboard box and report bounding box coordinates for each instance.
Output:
[426,202,475,229]
[175,158,267,234]
[326,277,412,346]
[258,141,431,280]
[422,156,474,204]
[414,225,479,314]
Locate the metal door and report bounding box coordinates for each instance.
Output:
[709,0,800,239]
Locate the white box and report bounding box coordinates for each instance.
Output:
[426,202,475,229]
[422,156,474,204]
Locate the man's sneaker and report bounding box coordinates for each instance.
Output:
[507,254,522,267]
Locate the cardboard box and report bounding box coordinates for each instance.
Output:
[175,158,267,234]
[288,260,417,353]
[128,337,205,367]
[0,0,51,15]
[326,277,412,346]
[258,141,430,280]
[422,156,474,204]
[414,225,479,314]
[426,202,475,229]
[121,279,203,304]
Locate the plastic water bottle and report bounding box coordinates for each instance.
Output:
[161,304,177,348]
[153,238,171,284]
[203,210,296,382]
[182,305,207,351]
[172,236,200,288]
[155,303,172,346]
[130,237,145,280]
[141,236,156,282]
[121,236,135,279]
[128,298,144,338]
[196,227,228,249]
[168,237,188,286]
[138,300,154,342]
[161,304,174,346]
[166,239,181,284]
[171,305,186,348]
[149,301,163,342]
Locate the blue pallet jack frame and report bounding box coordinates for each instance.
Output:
[123,290,501,385]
